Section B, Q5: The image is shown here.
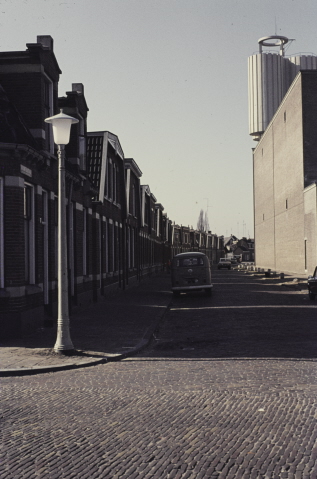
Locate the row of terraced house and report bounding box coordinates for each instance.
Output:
[0,35,224,339]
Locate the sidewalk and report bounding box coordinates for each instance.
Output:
[0,273,172,376]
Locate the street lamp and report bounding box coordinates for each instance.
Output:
[45,110,79,353]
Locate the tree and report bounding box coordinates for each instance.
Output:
[197,209,210,232]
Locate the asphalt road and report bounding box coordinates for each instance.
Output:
[1,268,317,479]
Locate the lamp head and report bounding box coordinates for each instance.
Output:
[45,109,79,145]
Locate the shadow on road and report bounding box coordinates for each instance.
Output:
[138,269,317,361]
[2,270,317,362]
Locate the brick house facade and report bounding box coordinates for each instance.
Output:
[0,35,224,339]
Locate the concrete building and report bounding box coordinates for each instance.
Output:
[249,36,317,275]
[252,70,317,274]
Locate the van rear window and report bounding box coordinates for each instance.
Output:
[177,257,204,267]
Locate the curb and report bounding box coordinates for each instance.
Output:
[0,356,108,377]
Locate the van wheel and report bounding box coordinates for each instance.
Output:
[173,291,180,297]
[205,289,212,297]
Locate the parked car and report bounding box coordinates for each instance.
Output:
[171,252,213,297]
[217,258,231,270]
[307,266,317,300]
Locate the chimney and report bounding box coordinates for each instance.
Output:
[72,83,84,94]
[37,35,54,51]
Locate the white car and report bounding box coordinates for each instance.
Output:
[217,258,231,270]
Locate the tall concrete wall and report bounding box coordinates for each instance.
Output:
[253,73,317,274]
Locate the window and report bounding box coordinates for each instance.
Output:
[104,157,108,198]
[83,208,87,276]
[42,190,49,304]
[114,223,118,272]
[177,257,204,267]
[98,217,102,288]
[24,183,35,284]
[108,159,113,200]
[0,178,4,288]
[131,227,135,268]
[151,208,155,230]
[144,198,149,226]
[113,164,117,203]
[127,226,131,269]
[104,218,109,273]
[54,196,58,278]
[67,202,76,297]
[131,184,136,216]
[108,221,114,272]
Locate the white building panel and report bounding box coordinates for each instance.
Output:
[248,36,317,139]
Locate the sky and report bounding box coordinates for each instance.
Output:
[1,0,317,238]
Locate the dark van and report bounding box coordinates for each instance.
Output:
[171,252,213,297]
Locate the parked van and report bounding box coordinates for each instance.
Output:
[171,252,213,297]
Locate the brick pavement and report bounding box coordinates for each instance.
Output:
[1,268,317,478]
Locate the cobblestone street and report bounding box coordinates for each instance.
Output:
[1,269,317,478]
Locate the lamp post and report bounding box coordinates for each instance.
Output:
[45,110,79,353]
